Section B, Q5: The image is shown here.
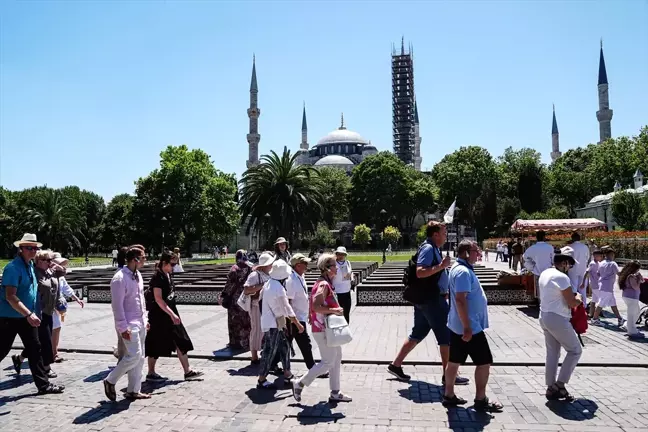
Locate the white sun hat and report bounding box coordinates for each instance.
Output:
[255,252,275,268]
[269,259,292,280]
[13,233,42,248]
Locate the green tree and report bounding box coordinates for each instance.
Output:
[310,223,335,248]
[497,147,546,214]
[102,194,135,249]
[547,147,593,216]
[315,166,351,226]
[61,186,106,257]
[611,190,646,231]
[352,223,371,248]
[133,145,240,254]
[239,147,324,245]
[401,169,437,237]
[382,225,402,246]
[416,224,427,244]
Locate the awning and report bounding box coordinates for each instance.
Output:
[510,218,607,233]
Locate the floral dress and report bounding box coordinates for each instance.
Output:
[223,263,252,349]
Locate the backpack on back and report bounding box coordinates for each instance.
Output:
[402,245,441,305]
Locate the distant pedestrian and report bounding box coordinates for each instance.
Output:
[273,237,292,263]
[567,233,590,309]
[538,246,583,401]
[222,251,253,350]
[524,231,555,301]
[112,248,118,266]
[581,249,604,318]
[332,246,353,324]
[591,248,625,327]
[172,247,184,273]
[618,260,644,339]
[103,247,150,401]
[443,240,502,412]
[511,238,524,271]
[495,241,503,262]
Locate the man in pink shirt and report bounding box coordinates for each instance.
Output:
[103,247,150,401]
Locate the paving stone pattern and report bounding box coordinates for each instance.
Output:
[1,353,647,431]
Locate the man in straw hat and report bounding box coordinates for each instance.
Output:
[286,253,316,370]
[0,234,65,394]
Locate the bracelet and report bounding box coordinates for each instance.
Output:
[26,312,33,318]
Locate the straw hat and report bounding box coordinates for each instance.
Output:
[290,253,311,267]
[51,252,69,266]
[274,237,288,245]
[334,246,348,255]
[269,259,292,280]
[13,233,42,248]
[255,252,275,268]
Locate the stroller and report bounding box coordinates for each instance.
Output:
[637,281,648,330]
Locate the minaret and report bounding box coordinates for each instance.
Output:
[413,101,422,171]
[551,104,561,162]
[300,103,308,151]
[634,169,644,189]
[246,55,261,168]
[596,40,613,143]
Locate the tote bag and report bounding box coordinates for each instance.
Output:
[324,285,353,347]
[237,291,251,313]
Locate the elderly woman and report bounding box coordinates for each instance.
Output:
[273,237,292,263]
[50,252,84,363]
[243,251,273,364]
[256,259,303,390]
[221,250,252,350]
[291,253,352,403]
[12,249,65,378]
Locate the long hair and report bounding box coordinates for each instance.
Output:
[157,250,175,271]
[618,260,641,290]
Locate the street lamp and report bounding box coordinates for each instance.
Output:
[161,216,167,255]
[453,207,460,257]
[264,213,271,250]
[380,209,387,264]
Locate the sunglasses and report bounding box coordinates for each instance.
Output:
[22,246,40,251]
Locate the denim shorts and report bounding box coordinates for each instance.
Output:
[408,297,451,345]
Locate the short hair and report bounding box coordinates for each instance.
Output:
[553,255,572,265]
[457,240,475,256]
[317,253,336,273]
[426,221,445,238]
[536,231,546,241]
[173,247,180,253]
[35,249,53,261]
[125,247,144,262]
[571,232,581,241]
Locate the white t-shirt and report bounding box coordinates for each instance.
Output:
[260,279,295,332]
[112,249,118,259]
[539,267,573,318]
[332,260,353,294]
[286,271,309,323]
[524,242,555,276]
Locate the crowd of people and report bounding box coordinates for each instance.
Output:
[1,224,644,410]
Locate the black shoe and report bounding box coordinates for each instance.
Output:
[387,364,411,382]
[270,367,283,376]
[442,375,470,386]
[11,355,21,374]
[256,379,277,390]
[317,373,329,379]
[250,359,261,366]
[442,394,468,407]
[38,384,65,395]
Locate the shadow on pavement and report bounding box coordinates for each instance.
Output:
[446,407,493,432]
[226,364,258,376]
[290,401,345,425]
[517,306,539,319]
[84,369,111,383]
[396,380,444,404]
[73,399,133,424]
[244,380,292,405]
[0,374,33,392]
[545,398,598,420]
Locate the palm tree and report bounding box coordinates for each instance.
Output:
[239,147,324,246]
[21,188,82,252]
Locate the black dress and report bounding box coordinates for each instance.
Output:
[145,270,194,358]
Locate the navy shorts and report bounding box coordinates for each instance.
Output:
[408,296,451,345]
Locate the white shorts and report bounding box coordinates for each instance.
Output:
[53,310,62,329]
[597,290,617,308]
[591,288,600,304]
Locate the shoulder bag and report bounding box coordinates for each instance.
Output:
[324,283,353,347]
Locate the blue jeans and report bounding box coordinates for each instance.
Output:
[409,296,451,345]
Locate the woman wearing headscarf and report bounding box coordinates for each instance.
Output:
[145,251,203,381]
[243,252,273,364]
[273,237,292,263]
[256,259,303,390]
[221,250,252,350]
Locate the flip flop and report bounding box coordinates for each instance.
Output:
[125,392,152,400]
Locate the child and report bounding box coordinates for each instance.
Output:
[618,260,644,339]
[591,248,625,327]
[581,249,604,318]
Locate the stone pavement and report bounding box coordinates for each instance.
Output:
[11,296,648,366]
[1,353,647,431]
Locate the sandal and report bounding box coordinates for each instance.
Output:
[474,397,504,412]
[125,392,152,400]
[184,370,204,380]
[442,394,468,407]
[103,379,116,401]
[546,384,574,402]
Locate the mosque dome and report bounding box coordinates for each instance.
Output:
[315,114,369,147]
[314,155,354,166]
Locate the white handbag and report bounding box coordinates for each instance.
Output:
[325,313,353,347]
[237,292,251,313]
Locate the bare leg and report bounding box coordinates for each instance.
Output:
[474,364,490,400]
[392,339,418,367]
[444,362,460,397]
[147,357,157,375]
[251,350,259,361]
[52,327,61,359]
[176,349,191,374]
[439,345,449,371]
[592,306,603,320]
[611,306,623,320]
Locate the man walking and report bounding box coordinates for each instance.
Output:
[0,234,64,394]
[511,238,524,271]
[104,247,150,401]
[286,253,316,370]
[443,240,502,412]
[387,221,469,386]
[567,233,590,308]
[524,231,555,301]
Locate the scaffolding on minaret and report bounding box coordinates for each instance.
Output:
[392,38,416,166]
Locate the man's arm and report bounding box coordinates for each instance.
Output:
[452,270,473,340]
[5,286,33,317]
[416,246,450,278]
[110,276,128,333]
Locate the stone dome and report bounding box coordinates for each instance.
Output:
[315,114,369,147]
[314,155,354,166]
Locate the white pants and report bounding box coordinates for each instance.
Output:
[539,312,582,387]
[106,325,146,393]
[298,332,341,392]
[623,297,641,335]
[569,273,586,307]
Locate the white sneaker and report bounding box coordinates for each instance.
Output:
[329,392,352,402]
[112,346,119,359]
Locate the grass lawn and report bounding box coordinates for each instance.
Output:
[188,254,409,266]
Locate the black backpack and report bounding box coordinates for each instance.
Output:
[402,245,442,304]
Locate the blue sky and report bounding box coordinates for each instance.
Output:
[1,1,647,201]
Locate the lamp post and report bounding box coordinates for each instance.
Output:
[380,209,387,264]
[453,207,460,257]
[161,216,168,256]
[264,213,271,250]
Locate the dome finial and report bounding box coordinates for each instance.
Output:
[339,112,346,130]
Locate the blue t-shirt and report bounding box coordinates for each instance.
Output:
[417,240,449,294]
[447,258,489,335]
[0,256,38,318]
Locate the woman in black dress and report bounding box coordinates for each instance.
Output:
[145,251,203,381]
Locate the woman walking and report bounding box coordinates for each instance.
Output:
[243,251,273,364]
[291,253,352,403]
[538,247,583,401]
[256,259,302,390]
[591,248,625,327]
[50,252,84,363]
[145,251,203,381]
[273,237,292,263]
[222,250,252,350]
[332,246,353,324]
[618,260,645,339]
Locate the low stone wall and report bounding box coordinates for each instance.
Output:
[356,285,534,306]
